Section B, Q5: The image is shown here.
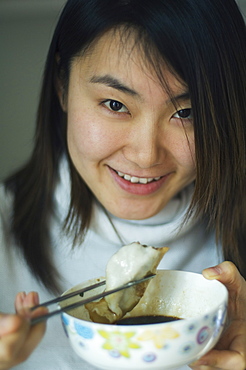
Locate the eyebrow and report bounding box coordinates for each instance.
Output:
[89,74,139,97]
[90,74,190,104]
[169,92,190,105]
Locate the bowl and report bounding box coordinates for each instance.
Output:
[60,270,228,370]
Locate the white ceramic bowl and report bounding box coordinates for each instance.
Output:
[60,270,228,370]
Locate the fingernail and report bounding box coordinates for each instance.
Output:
[203,265,222,279]
[19,291,26,302]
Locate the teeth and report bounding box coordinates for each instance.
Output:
[139,178,148,184]
[130,176,139,183]
[124,174,131,181]
[117,171,161,184]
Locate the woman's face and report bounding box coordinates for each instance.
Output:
[65,30,196,220]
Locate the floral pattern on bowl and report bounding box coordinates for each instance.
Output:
[137,326,180,348]
[98,330,141,358]
[61,302,227,367]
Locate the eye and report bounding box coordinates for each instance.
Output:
[103,100,129,113]
[173,108,193,119]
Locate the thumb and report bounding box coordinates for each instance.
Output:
[202,261,246,320]
[202,261,244,291]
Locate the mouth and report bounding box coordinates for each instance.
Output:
[108,167,171,196]
[116,170,162,184]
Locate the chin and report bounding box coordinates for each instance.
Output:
[110,206,162,221]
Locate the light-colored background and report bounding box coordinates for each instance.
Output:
[0,0,246,181]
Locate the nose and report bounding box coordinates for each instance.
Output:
[122,118,164,169]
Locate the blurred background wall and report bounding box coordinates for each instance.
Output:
[0,0,246,180]
[0,0,66,180]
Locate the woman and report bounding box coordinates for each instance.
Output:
[0,0,245,369]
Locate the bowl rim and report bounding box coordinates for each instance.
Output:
[60,269,228,328]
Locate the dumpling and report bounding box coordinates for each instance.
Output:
[86,242,168,323]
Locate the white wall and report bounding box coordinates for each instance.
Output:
[0,0,245,180]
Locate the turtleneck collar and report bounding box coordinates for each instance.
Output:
[53,156,197,247]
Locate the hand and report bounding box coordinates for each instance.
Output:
[189,261,246,370]
[0,291,47,370]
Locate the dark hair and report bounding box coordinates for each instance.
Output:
[5,0,246,293]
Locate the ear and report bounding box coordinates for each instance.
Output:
[55,53,68,112]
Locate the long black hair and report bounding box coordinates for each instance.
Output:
[6,0,246,292]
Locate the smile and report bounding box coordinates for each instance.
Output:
[116,171,161,184]
[109,166,170,196]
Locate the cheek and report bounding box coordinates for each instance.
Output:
[179,142,195,169]
[168,131,196,171]
[67,113,119,163]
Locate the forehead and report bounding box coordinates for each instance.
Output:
[71,27,187,96]
[78,28,153,76]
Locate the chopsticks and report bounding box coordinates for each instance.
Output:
[31,280,106,310]
[30,273,155,325]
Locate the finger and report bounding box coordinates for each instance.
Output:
[202,261,246,320]
[215,318,246,351]
[0,315,30,367]
[0,309,47,367]
[189,348,245,369]
[15,292,40,319]
[189,360,224,370]
[16,310,47,363]
[15,292,26,313]
[22,292,39,308]
[202,261,245,293]
[0,314,23,337]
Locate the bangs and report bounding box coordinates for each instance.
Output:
[79,23,189,105]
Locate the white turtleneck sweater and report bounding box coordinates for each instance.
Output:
[0,159,223,370]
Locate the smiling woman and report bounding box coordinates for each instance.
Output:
[0,0,246,369]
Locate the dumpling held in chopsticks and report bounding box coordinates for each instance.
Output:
[86,242,168,323]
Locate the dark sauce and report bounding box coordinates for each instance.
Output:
[116,315,181,325]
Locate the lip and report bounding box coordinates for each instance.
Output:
[108,167,171,196]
